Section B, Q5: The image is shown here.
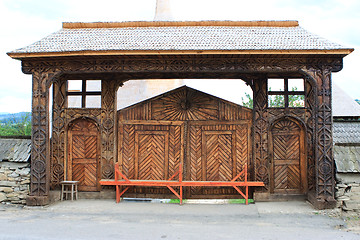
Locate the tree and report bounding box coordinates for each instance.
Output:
[241,87,305,108]
[0,113,31,136]
[241,93,253,108]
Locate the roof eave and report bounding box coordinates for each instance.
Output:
[7,48,355,60]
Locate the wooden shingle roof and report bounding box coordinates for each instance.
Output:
[0,138,31,163]
[8,20,353,59]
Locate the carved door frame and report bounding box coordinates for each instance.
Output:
[269,117,307,194]
[67,118,101,191]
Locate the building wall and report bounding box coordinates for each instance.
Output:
[336,173,360,212]
[0,162,30,204]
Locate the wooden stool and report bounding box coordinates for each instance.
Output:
[60,181,79,201]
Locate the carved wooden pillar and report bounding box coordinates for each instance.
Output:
[305,67,336,209]
[27,71,53,206]
[304,77,316,193]
[51,78,66,188]
[253,76,270,192]
[100,79,117,179]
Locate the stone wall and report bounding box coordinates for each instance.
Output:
[336,173,360,213]
[0,161,30,204]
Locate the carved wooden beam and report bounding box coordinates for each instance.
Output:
[21,55,344,75]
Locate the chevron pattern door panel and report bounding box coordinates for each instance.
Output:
[204,132,233,181]
[188,122,250,198]
[69,119,100,191]
[119,123,183,196]
[136,132,168,180]
[271,119,305,194]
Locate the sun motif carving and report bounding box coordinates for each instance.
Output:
[151,87,219,121]
[272,119,300,133]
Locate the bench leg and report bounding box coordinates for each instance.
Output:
[116,185,119,203]
[71,184,74,201]
[246,186,248,205]
[233,186,247,204]
[116,187,130,203]
[180,186,183,205]
[61,184,64,201]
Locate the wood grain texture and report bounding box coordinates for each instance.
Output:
[119,123,183,196]
[270,119,306,194]
[189,123,251,197]
[117,87,252,198]
[118,86,252,122]
[69,119,100,191]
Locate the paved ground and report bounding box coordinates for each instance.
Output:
[0,199,359,240]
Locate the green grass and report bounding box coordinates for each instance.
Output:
[167,199,254,204]
[228,199,254,204]
[169,199,182,204]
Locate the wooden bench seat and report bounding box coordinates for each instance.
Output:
[100,163,264,205]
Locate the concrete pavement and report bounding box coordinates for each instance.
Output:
[0,199,358,240]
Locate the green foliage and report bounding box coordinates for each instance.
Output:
[268,94,285,108]
[241,87,305,108]
[288,94,305,107]
[241,93,253,109]
[0,113,31,136]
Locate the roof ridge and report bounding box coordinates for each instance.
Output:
[62,20,299,29]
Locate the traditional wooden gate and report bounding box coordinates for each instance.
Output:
[117,86,252,199]
[68,119,101,191]
[270,118,306,194]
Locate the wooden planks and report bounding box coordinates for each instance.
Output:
[100,163,264,204]
[189,123,251,197]
[117,86,252,199]
[69,119,100,191]
[271,119,306,194]
[119,122,183,196]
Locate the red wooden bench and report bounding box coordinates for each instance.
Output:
[100,163,264,205]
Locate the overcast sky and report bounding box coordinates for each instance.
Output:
[1,0,359,113]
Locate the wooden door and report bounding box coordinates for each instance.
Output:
[68,119,100,191]
[271,119,306,194]
[119,122,183,196]
[188,122,251,198]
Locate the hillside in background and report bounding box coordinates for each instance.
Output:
[0,112,31,122]
[0,112,31,136]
